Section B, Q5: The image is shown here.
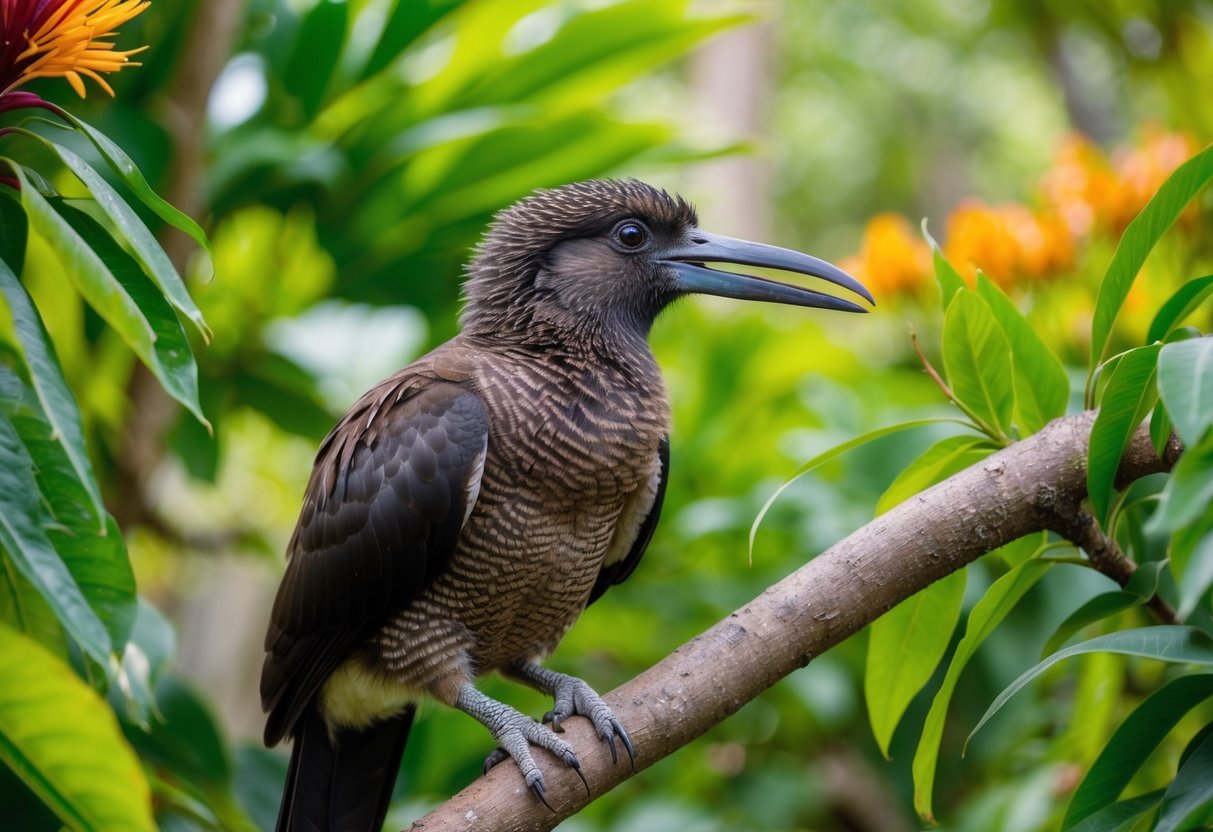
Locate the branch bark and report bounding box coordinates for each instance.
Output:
[410,412,1181,832]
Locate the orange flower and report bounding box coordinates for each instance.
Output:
[943,201,1073,288]
[1110,125,1199,230]
[1038,133,1119,237]
[0,0,149,102]
[839,212,932,298]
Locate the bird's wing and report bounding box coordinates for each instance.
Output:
[587,436,669,606]
[261,379,489,745]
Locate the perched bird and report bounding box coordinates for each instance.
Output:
[262,179,872,832]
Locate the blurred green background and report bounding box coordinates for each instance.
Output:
[8,0,1213,829]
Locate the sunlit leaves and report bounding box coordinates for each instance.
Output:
[1089,143,1213,380]
[942,291,1014,441]
[1087,344,1161,525]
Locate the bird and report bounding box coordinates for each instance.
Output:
[261,179,873,832]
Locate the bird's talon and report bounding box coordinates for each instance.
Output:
[567,757,590,796]
[528,776,555,812]
[615,721,636,770]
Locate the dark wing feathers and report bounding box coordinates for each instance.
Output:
[587,436,669,605]
[262,381,488,745]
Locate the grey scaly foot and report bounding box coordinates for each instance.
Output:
[509,661,636,769]
[456,685,588,807]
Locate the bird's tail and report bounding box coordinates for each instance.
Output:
[275,704,415,832]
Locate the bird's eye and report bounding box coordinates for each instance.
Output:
[614,221,648,250]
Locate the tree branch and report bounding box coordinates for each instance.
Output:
[409,412,1181,832]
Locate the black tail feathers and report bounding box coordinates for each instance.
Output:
[275,705,415,832]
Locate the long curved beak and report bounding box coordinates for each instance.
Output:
[661,229,874,313]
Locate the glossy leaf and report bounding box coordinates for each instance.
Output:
[976,275,1069,433]
[1090,143,1213,372]
[1087,344,1161,525]
[0,257,105,526]
[1157,337,1213,447]
[924,221,966,308]
[970,627,1213,745]
[1154,728,1213,832]
[866,569,966,758]
[0,410,110,665]
[1151,430,1213,533]
[47,113,211,256]
[31,134,211,342]
[1172,516,1213,621]
[1062,673,1213,829]
[20,187,208,427]
[942,291,1014,439]
[0,623,154,831]
[0,369,135,656]
[1067,791,1164,832]
[1148,275,1213,344]
[1041,561,1165,658]
[913,556,1053,821]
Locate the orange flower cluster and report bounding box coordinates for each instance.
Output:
[843,126,1200,298]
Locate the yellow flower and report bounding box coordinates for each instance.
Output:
[839,213,932,298]
[1,0,149,100]
[944,201,1073,288]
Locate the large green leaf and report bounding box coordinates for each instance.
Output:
[1087,344,1162,525]
[0,189,26,268]
[1150,430,1213,534]
[1171,514,1213,621]
[924,222,966,309]
[1154,728,1213,832]
[912,555,1053,821]
[0,410,110,665]
[358,0,463,81]
[976,276,1069,434]
[1090,143,1213,374]
[0,256,105,527]
[1068,791,1164,832]
[1157,337,1213,448]
[942,291,1014,440]
[0,370,136,659]
[1148,275,1213,344]
[969,627,1213,745]
[46,113,211,257]
[866,570,966,758]
[24,133,211,342]
[0,622,154,832]
[1062,673,1213,829]
[13,180,207,426]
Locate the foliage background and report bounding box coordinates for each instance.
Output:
[2,0,1212,830]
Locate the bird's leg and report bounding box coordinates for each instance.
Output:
[454,683,587,808]
[503,660,635,769]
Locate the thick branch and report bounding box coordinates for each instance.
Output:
[411,412,1179,832]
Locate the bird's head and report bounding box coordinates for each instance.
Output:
[462,179,873,341]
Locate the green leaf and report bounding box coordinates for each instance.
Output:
[112,599,176,728]
[359,0,462,81]
[923,220,966,309]
[749,418,968,557]
[1172,515,1213,621]
[43,114,210,257]
[0,410,110,665]
[866,570,966,758]
[0,189,26,268]
[1041,561,1166,658]
[1151,430,1213,533]
[284,0,349,121]
[1151,399,1174,458]
[0,258,105,527]
[1068,791,1164,832]
[976,275,1069,433]
[1062,673,1213,829]
[1090,143,1213,374]
[942,291,1014,440]
[0,622,154,831]
[875,435,996,515]
[32,135,211,342]
[0,369,135,657]
[1148,275,1213,344]
[1154,728,1213,832]
[969,627,1213,746]
[1157,337,1213,448]
[913,555,1053,821]
[1087,344,1162,525]
[13,179,207,427]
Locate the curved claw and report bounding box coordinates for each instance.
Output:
[569,757,590,796]
[528,775,555,813]
[542,710,565,733]
[611,718,636,770]
[482,747,509,776]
